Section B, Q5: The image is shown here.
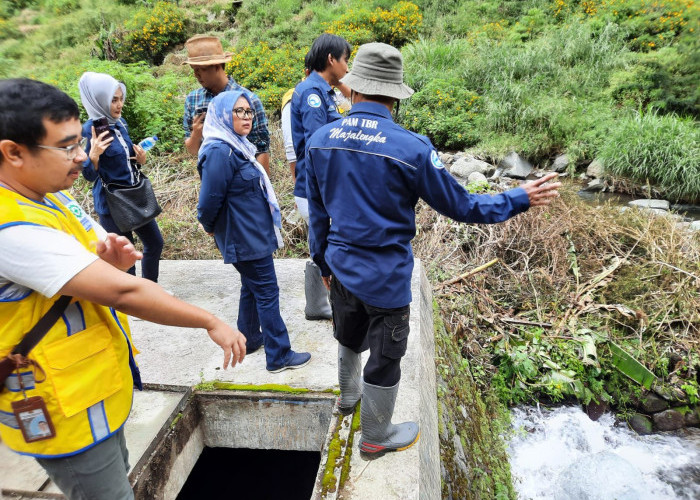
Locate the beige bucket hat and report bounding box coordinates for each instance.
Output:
[183,35,232,66]
[341,42,414,100]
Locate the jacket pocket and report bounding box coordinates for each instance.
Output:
[41,323,123,418]
[381,308,410,360]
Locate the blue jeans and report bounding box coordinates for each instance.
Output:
[233,256,292,370]
[99,214,163,282]
[36,428,133,500]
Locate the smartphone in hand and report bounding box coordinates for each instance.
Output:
[93,117,110,137]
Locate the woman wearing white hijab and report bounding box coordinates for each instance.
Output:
[78,72,163,282]
[197,90,311,373]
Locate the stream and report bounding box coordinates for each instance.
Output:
[507,405,700,500]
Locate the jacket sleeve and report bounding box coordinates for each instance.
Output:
[306,144,332,277]
[300,88,330,145]
[197,145,234,233]
[416,148,530,224]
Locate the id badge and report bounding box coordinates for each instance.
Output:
[11,396,56,443]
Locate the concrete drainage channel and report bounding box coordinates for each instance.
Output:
[131,387,339,500]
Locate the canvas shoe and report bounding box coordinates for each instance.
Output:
[267,351,311,373]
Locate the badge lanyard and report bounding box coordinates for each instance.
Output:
[10,358,55,443]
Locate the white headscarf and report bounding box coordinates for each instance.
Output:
[199,90,284,248]
[78,72,126,125]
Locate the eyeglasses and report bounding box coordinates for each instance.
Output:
[36,137,88,160]
[233,107,255,120]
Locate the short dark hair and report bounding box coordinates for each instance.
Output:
[307,34,352,72]
[0,78,80,149]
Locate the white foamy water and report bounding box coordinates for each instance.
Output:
[507,405,700,500]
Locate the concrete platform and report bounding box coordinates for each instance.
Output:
[1,259,439,499]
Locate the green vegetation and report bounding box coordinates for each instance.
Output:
[417,187,699,413]
[2,0,697,198]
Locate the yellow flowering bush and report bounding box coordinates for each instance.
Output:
[116,2,188,65]
[226,42,307,112]
[401,78,482,149]
[549,0,698,51]
[581,0,698,51]
[325,1,423,49]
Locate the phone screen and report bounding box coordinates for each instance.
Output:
[93,117,110,137]
[195,106,208,116]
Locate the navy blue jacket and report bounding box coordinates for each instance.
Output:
[290,71,342,198]
[306,102,530,309]
[81,119,138,216]
[197,143,277,264]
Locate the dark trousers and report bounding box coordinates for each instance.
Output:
[233,255,292,370]
[330,277,410,387]
[99,214,163,282]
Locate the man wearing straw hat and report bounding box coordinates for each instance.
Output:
[183,35,270,172]
[306,42,560,458]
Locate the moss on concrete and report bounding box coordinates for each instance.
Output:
[194,381,312,394]
[434,301,516,500]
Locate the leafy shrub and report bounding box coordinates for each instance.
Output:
[581,0,697,51]
[226,42,306,113]
[6,0,38,13]
[610,46,699,118]
[325,1,422,48]
[401,78,482,149]
[115,1,188,65]
[43,0,81,16]
[598,111,700,201]
[0,17,21,41]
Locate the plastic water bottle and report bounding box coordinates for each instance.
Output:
[138,135,158,151]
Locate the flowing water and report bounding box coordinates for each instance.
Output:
[507,405,700,500]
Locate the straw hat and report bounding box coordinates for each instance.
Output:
[183,35,232,66]
[341,43,414,100]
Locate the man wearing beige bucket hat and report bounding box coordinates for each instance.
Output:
[306,42,561,459]
[183,35,270,171]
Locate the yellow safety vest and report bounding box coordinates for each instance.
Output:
[0,187,136,458]
[281,88,294,111]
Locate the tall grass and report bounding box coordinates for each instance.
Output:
[598,111,700,202]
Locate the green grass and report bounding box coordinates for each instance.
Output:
[598,111,700,202]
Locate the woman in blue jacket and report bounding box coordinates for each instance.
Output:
[197,90,311,373]
[79,72,163,282]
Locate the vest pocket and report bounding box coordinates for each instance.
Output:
[41,323,123,418]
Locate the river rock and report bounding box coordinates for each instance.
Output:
[653,382,687,403]
[440,153,454,165]
[690,221,700,232]
[584,401,609,421]
[628,199,670,211]
[467,172,487,184]
[499,152,533,179]
[552,154,569,173]
[685,407,700,427]
[553,451,648,500]
[640,392,668,413]
[586,159,604,178]
[652,409,685,431]
[628,413,653,435]
[450,155,492,179]
[583,178,605,192]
